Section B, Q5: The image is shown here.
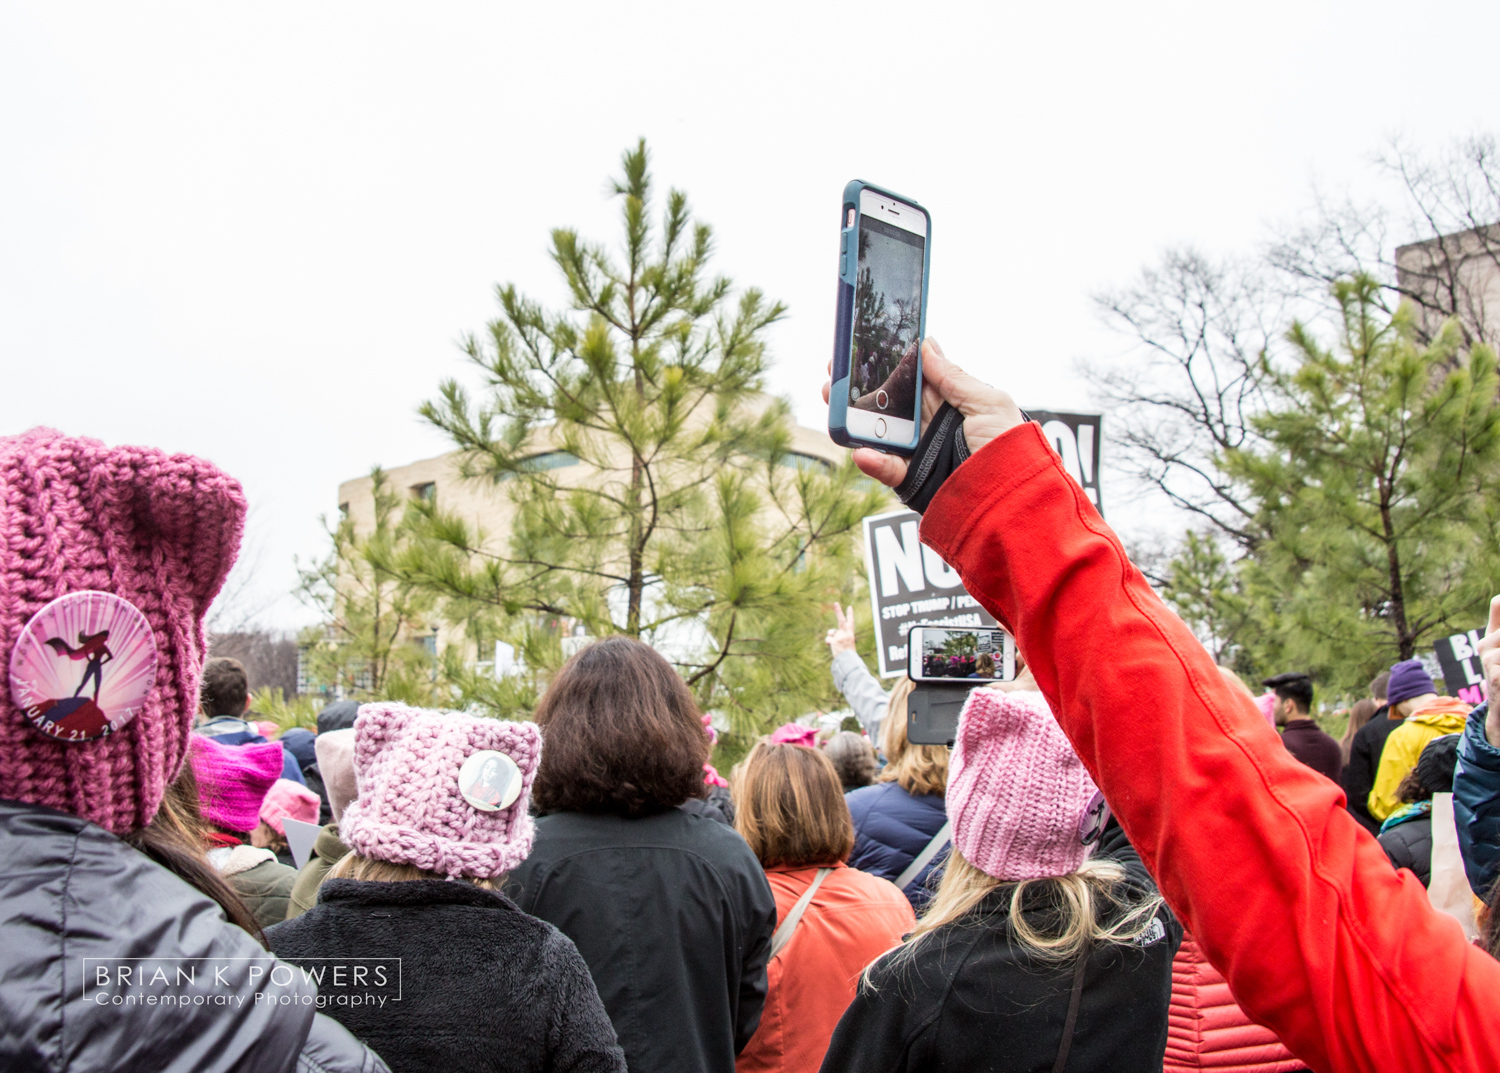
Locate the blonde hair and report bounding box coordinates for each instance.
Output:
[877,677,948,796]
[733,740,855,867]
[864,848,1164,985]
[326,852,496,889]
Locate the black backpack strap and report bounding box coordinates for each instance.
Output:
[1052,936,1092,1073]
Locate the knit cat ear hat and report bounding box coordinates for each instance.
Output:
[339,703,542,880]
[946,688,1101,881]
[0,428,245,835]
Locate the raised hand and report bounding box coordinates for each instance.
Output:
[825,604,857,657]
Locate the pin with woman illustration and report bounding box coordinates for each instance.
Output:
[9,591,157,742]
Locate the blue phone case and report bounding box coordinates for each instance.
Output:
[828,179,931,457]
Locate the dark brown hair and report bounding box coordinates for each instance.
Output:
[125,762,267,945]
[734,741,854,868]
[530,637,709,818]
[200,657,249,718]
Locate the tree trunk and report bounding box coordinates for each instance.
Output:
[1379,496,1413,659]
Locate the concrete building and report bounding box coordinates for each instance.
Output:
[334,399,849,667]
[1394,223,1500,345]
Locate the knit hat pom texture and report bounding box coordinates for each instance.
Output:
[946,688,1100,881]
[340,702,542,880]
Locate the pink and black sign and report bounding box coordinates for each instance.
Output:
[9,591,159,742]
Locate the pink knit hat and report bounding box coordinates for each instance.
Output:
[1255,692,1277,726]
[946,689,1101,881]
[339,703,542,880]
[190,735,284,833]
[770,723,818,748]
[259,777,321,836]
[0,429,245,836]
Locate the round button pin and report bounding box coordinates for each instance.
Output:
[458,750,522,812]
[9,591,158,743]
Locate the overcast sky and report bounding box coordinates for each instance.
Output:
[3,2,1497,630]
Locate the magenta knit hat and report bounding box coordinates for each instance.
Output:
[0,429,245,836]
[259,777,321,836]
[946,689,1101,881]
[189,735,285,833]
[339,703,542,880]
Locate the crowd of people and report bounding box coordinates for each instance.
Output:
[9,341,1500,1072]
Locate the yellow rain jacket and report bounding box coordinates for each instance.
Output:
[1367,697,1469,821]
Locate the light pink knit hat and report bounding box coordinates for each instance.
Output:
[946,689,1101,881]
[259,777,321,836]
[0,429,245,836]
[339,703,542,880]
[190,735,284,833]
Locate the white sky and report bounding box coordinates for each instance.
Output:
[3,1,1497,630]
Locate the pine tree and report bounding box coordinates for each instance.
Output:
[1222,275,1500,690]
[397,140,886,728]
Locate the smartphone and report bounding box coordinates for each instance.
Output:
[828,181,930,456]
[907,627,1016,683]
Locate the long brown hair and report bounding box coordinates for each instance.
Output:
[734,741,854,868]
[1340,698,1378,765]
[878,677,948,796]
[531,636,709,817]
[125,762,267,945]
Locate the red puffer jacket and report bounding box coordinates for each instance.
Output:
[919,421,1500,1073]
[1165,933,1304,1072]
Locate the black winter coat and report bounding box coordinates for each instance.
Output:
[1379,813,1434,887]
[819,824,1181,1073]
[1343,708,1397,834]
[0,799,387,1073]
[267,878,625,1073]
[506,807,777,1073]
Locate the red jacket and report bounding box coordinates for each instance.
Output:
[736,862,913,1073]
[920,421,1500,1073]
[1166,932,1305,1072]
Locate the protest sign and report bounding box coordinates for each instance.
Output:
[860,411,1104,677]
[1030,411,1104,513]
[1433,627,1488,705]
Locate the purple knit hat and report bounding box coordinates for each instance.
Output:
[189,735,284,833]
[946,689,1101,881]
[339,703,542,880]
[0,429,245,835]
[1387,659,1436,707]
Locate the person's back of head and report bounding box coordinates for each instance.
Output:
[823,730,877,792]
[733,740,854,869]
[1370,670,1391,705]
[1341,697,1379,762]
[878,677,948,796]
[530,636,709,818]
[1386,659,1438,718]
[327,703,541,887]
[316,699,361,735]
[1261,672,1313,721]
[1397,733,1461,804]
[200,657,249,719]
[877,688,1159,977]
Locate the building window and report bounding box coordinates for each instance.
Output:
[411,482,436,502]
[497,451,581,480]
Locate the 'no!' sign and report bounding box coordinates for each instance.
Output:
[860,410,1103,677]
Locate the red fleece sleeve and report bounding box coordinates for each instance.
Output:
[918,421,1500,1073]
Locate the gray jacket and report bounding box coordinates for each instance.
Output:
[831,649,893,739]
[0,799,388,1073]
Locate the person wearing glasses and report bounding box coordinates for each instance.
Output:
[821,686,1179,1073]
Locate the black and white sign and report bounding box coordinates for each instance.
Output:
[1433,627,1488,706]
[863,509,997,677]
[860,410,1104,678]
[1030,411,1104,514]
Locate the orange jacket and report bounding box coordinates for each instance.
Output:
[920,421,1500,1073]
[1165,933,1305,1072]
[736,862,913,1073]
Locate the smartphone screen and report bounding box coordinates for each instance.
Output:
[844,189,926,445]
[908,627,1016,682]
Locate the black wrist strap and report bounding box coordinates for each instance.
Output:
[895,403,971,514]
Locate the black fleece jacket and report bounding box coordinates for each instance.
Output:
[819,823,1181,1073]
[266,877,625,1073]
